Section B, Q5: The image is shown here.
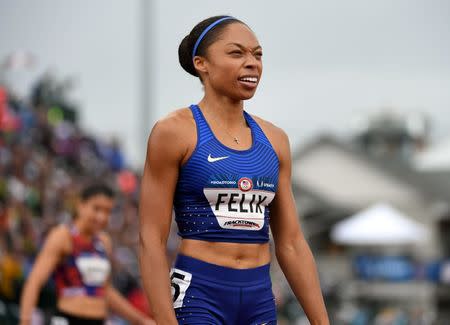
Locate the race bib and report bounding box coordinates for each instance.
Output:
[203,187,275,231]
[75,255,111,286]
[170,268,192,309]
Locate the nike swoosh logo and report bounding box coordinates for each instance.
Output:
[207,154,229,162]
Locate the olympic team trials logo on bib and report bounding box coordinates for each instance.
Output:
[238,177,252,192]
[203,175,275,231]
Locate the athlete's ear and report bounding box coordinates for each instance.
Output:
[193,56,208,75]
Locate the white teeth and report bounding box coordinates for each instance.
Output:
[239,77,258,83]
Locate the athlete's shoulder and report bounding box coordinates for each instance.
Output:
[162,107,194,124]
[150,107,195,141]
[145,107,196,163]
[249,114,289,149]
[49,224,72,239]
[44,224,72,253]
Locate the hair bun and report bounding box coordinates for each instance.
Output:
[178,34,198,77]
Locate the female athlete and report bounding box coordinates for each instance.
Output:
[139,15,329,325]
[20,184,154,325]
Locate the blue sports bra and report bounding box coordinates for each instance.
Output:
[173,104,279,243]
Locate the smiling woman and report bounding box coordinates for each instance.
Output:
[139,15,330,325]
[19,184,154,325]
[178,16,262,100]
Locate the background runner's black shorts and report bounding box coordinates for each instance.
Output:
[49,308,105,325]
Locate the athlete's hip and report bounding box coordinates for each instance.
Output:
[170,254,277,324]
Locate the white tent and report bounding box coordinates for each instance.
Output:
[331,203,429,246]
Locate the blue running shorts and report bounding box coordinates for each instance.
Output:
[170,254,277,325]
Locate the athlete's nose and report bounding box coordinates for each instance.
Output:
[96,212,109,228]
[244,52,259,70]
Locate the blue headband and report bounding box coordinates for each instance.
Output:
[192,16,235,59]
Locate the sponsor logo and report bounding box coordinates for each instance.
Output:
[256,179,275,188]
[238,177,253,192]
[210,180,236,185]
[207,154,229,163]
[223,220,260,228]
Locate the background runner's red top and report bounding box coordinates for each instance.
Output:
[54,226,111,297]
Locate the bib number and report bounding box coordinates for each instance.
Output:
[170,268,192,308]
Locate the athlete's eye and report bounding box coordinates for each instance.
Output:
[229,50,243,56]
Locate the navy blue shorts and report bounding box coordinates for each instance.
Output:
[170,254,277,325]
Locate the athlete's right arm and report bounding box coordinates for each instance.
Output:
[139,114,190,325]
[19,226,69,325]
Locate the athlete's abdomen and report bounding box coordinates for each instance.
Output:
[58,295,107,319]
[178,239,271,269]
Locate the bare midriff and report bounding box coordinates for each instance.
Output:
[58,295,107,319]
[179,238,271,269]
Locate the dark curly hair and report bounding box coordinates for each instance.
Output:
[178,15,245,78]
[80,183,115,202]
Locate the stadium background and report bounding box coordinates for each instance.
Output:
[1,1,450,324]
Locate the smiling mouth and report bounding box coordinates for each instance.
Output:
[238,76,258,83]
[238,76,259,88]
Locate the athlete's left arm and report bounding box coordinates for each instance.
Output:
[99,233,156,325]
[269,128,330,325]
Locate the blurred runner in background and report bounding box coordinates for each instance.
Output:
[20,183,155,325]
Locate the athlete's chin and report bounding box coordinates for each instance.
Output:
[241,93,257,100]
[91,222,105,233]
[235,89,258,100]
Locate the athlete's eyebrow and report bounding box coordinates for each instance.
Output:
[226,43,262,51]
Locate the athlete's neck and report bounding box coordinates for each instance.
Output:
[198,95,246,129]
[73,219,96,240]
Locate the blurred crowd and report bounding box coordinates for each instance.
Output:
[0,75,159,321]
